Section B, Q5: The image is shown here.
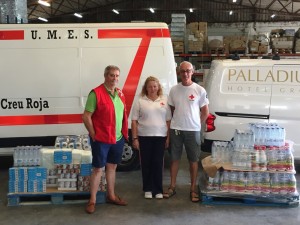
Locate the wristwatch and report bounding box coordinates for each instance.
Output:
[132,137,138,141]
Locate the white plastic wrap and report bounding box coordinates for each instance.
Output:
[40,148,56,169]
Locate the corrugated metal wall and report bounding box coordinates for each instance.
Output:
[0,0,27,23]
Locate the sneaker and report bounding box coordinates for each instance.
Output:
[85,201,96,214]
[144,192,152,199]
[155,193,163,199]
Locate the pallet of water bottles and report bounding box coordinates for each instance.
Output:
[200,122,299,207]
[200,167,299,207]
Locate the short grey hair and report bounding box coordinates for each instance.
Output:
[179,61,193,70]
[104,65,120,76]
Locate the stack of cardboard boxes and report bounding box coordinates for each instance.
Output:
[187,22,207,53]
[248,40,269,54]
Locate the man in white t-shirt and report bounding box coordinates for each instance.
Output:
[163,61,209,202]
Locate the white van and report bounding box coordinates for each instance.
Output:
[202,58,300,161]
[0,23,177,170]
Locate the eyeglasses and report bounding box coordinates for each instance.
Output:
[179,69,193,73]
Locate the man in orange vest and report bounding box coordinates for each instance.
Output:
[82,65,128,214]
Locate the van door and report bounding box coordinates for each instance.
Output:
[270,64,300,159]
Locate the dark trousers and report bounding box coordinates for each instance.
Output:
[139,136,166,195]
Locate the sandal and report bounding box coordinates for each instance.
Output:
[190,191,200,203]
[163,186,176,199]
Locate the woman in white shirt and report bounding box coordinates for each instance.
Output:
[131,76,171,199]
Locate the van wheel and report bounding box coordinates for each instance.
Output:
[117,142,140,171]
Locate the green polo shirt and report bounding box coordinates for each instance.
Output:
[85,89,124,141]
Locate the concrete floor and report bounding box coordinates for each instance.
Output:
[0,154,300,225]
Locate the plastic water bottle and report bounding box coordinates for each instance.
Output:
[265,127,271,146]
[267,146,277,171]
[253,172,262,194]
[287,174,296,194]
[229,171,238,193]
[253,146,260,171]
[220,171,230,191]
[279,173,289,195]
[33,146,40,166]
[250,149,257,171]
[236,172,246,192]
[211,141,218,163]
[284,144,294,171]
[28,146,35,166]
[278,127,285,146]
[276,148,286,171]
[245,172,255,193]
[260,172,271,194]
[13,147,19,167]
[19,147,25,166]
[259,146,267,171]
[270,173,280,194]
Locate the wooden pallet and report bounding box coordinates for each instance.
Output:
[7,188,106,206]
[201,193,299,207]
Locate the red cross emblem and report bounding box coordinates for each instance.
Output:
[189,94,195,100]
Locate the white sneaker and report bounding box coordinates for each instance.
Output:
[155,193,163,199]
[144,192,152,199]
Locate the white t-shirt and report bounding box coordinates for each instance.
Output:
[168,82,209,131]
[131,95,172,136]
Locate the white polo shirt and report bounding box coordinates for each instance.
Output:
[131,95,172,137]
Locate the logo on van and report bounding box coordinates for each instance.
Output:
[0,98,49,112]
[223,68,300,95]
[228,68,300,83]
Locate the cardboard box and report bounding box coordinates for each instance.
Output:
[258,45,268,54]
[198,22,207,30]
[248,40,259,53]
[187,22,198,32]
[201,156,231,178]
[272,41,293,49]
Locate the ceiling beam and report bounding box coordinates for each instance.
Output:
[266,0,277,10]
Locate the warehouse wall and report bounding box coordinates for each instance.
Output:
[208,21,300,37]
[0,0,27,23]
